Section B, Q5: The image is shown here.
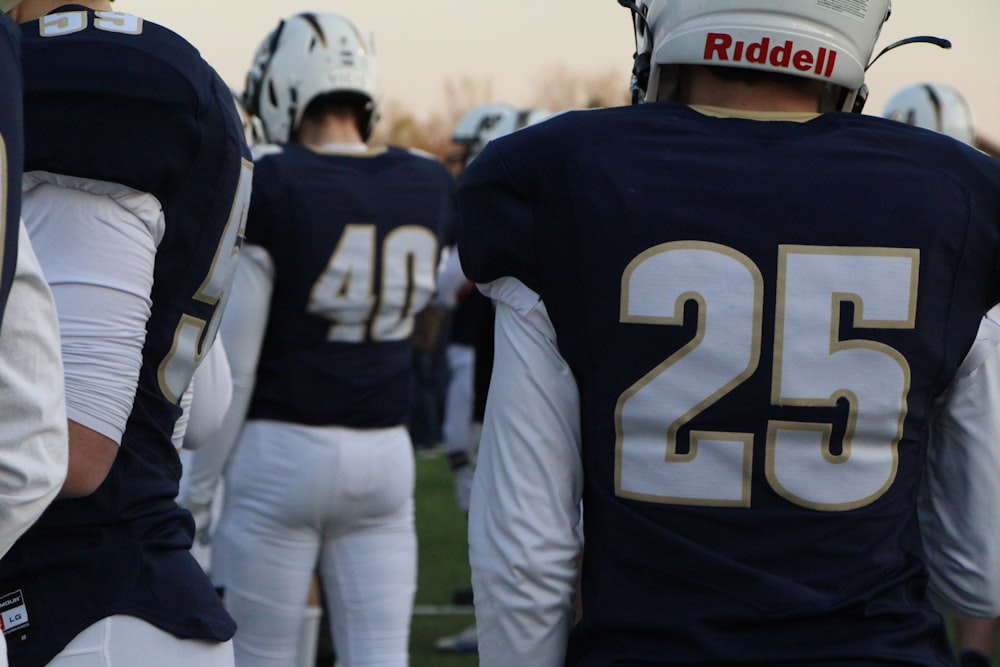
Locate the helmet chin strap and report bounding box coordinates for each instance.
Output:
[618,0,654,105]
[617,0,650,33]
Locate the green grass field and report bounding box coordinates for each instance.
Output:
[411,450,479,667]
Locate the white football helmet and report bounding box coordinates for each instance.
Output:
[245,12,378,143]
[480,108,554,147]
[882,83,975,146]
[621,0,893,111]
[451,104,518,167]
[452,105,554,169]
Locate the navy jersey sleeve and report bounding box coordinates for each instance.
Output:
[434,161,459,247]
[0,15,22,323]
[19,6,232,202]
[457,139,539,292]
[245,153,283,251]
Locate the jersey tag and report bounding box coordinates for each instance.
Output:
[0,589,30,638]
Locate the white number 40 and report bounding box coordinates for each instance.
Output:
[307,224,438,343]
[615,242,918,512]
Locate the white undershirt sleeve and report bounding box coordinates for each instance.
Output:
[469,276,583,667]
[0,223,68,557]
[174,339,234,451]
[21,172,163,445]
[921,305,1000,617]
[178,245,274,540]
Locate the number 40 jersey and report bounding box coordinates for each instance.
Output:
[244,142,455,429]
[459,102,1000,666]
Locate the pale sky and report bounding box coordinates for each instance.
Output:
[111,0,1000,142]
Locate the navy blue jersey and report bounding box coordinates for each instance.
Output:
[246,143,455,428]
[0,14,22,325]
[459,103,1000,666]
[0,7,250,665]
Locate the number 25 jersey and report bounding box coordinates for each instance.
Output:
[459,103,1000,665]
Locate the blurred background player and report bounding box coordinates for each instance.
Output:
[433,103,516,655]
[0,4,68,664]
[434,103,552,655]
[883,82,976,145]
[459,0,1000,665]
[206,11,456,666]
[882,82,1000,158]
[0,1,252,665]
[884,81,1000,667]
[440,103,517,522]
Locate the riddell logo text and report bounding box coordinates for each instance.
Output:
[703,33,838,78]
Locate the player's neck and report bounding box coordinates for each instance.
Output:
[296,115,365,150]
[9,0,112,22]
[677,66,824,114]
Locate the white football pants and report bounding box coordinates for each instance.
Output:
[212,421,416,667]
[442,343,475,457]
[48,615,234,666]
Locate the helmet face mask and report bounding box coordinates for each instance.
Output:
[245,12,378,143]
[625,0,893,111]
[882,83,975,146]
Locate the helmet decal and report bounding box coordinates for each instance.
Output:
[618,0,948,113]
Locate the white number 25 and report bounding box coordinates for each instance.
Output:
[615,242,918,511]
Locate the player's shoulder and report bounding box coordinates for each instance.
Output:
[386,144,445,166]
[0,15,19,101]
[23,8,190,54]
[0,12,18,56]
[251,143,285,163]
[20,7,218,106]
[837,112,1000,183]
[401,145,438,161]
[385,144,455,186]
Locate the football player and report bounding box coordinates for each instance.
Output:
[436,105,554,655]
[0,1,252,665]
[883,83,976,146]
[206,12,455,667]
[440,103,522,517]
[459,1,1000,665]
[0,5,68,664]
[884,82,1000,667]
